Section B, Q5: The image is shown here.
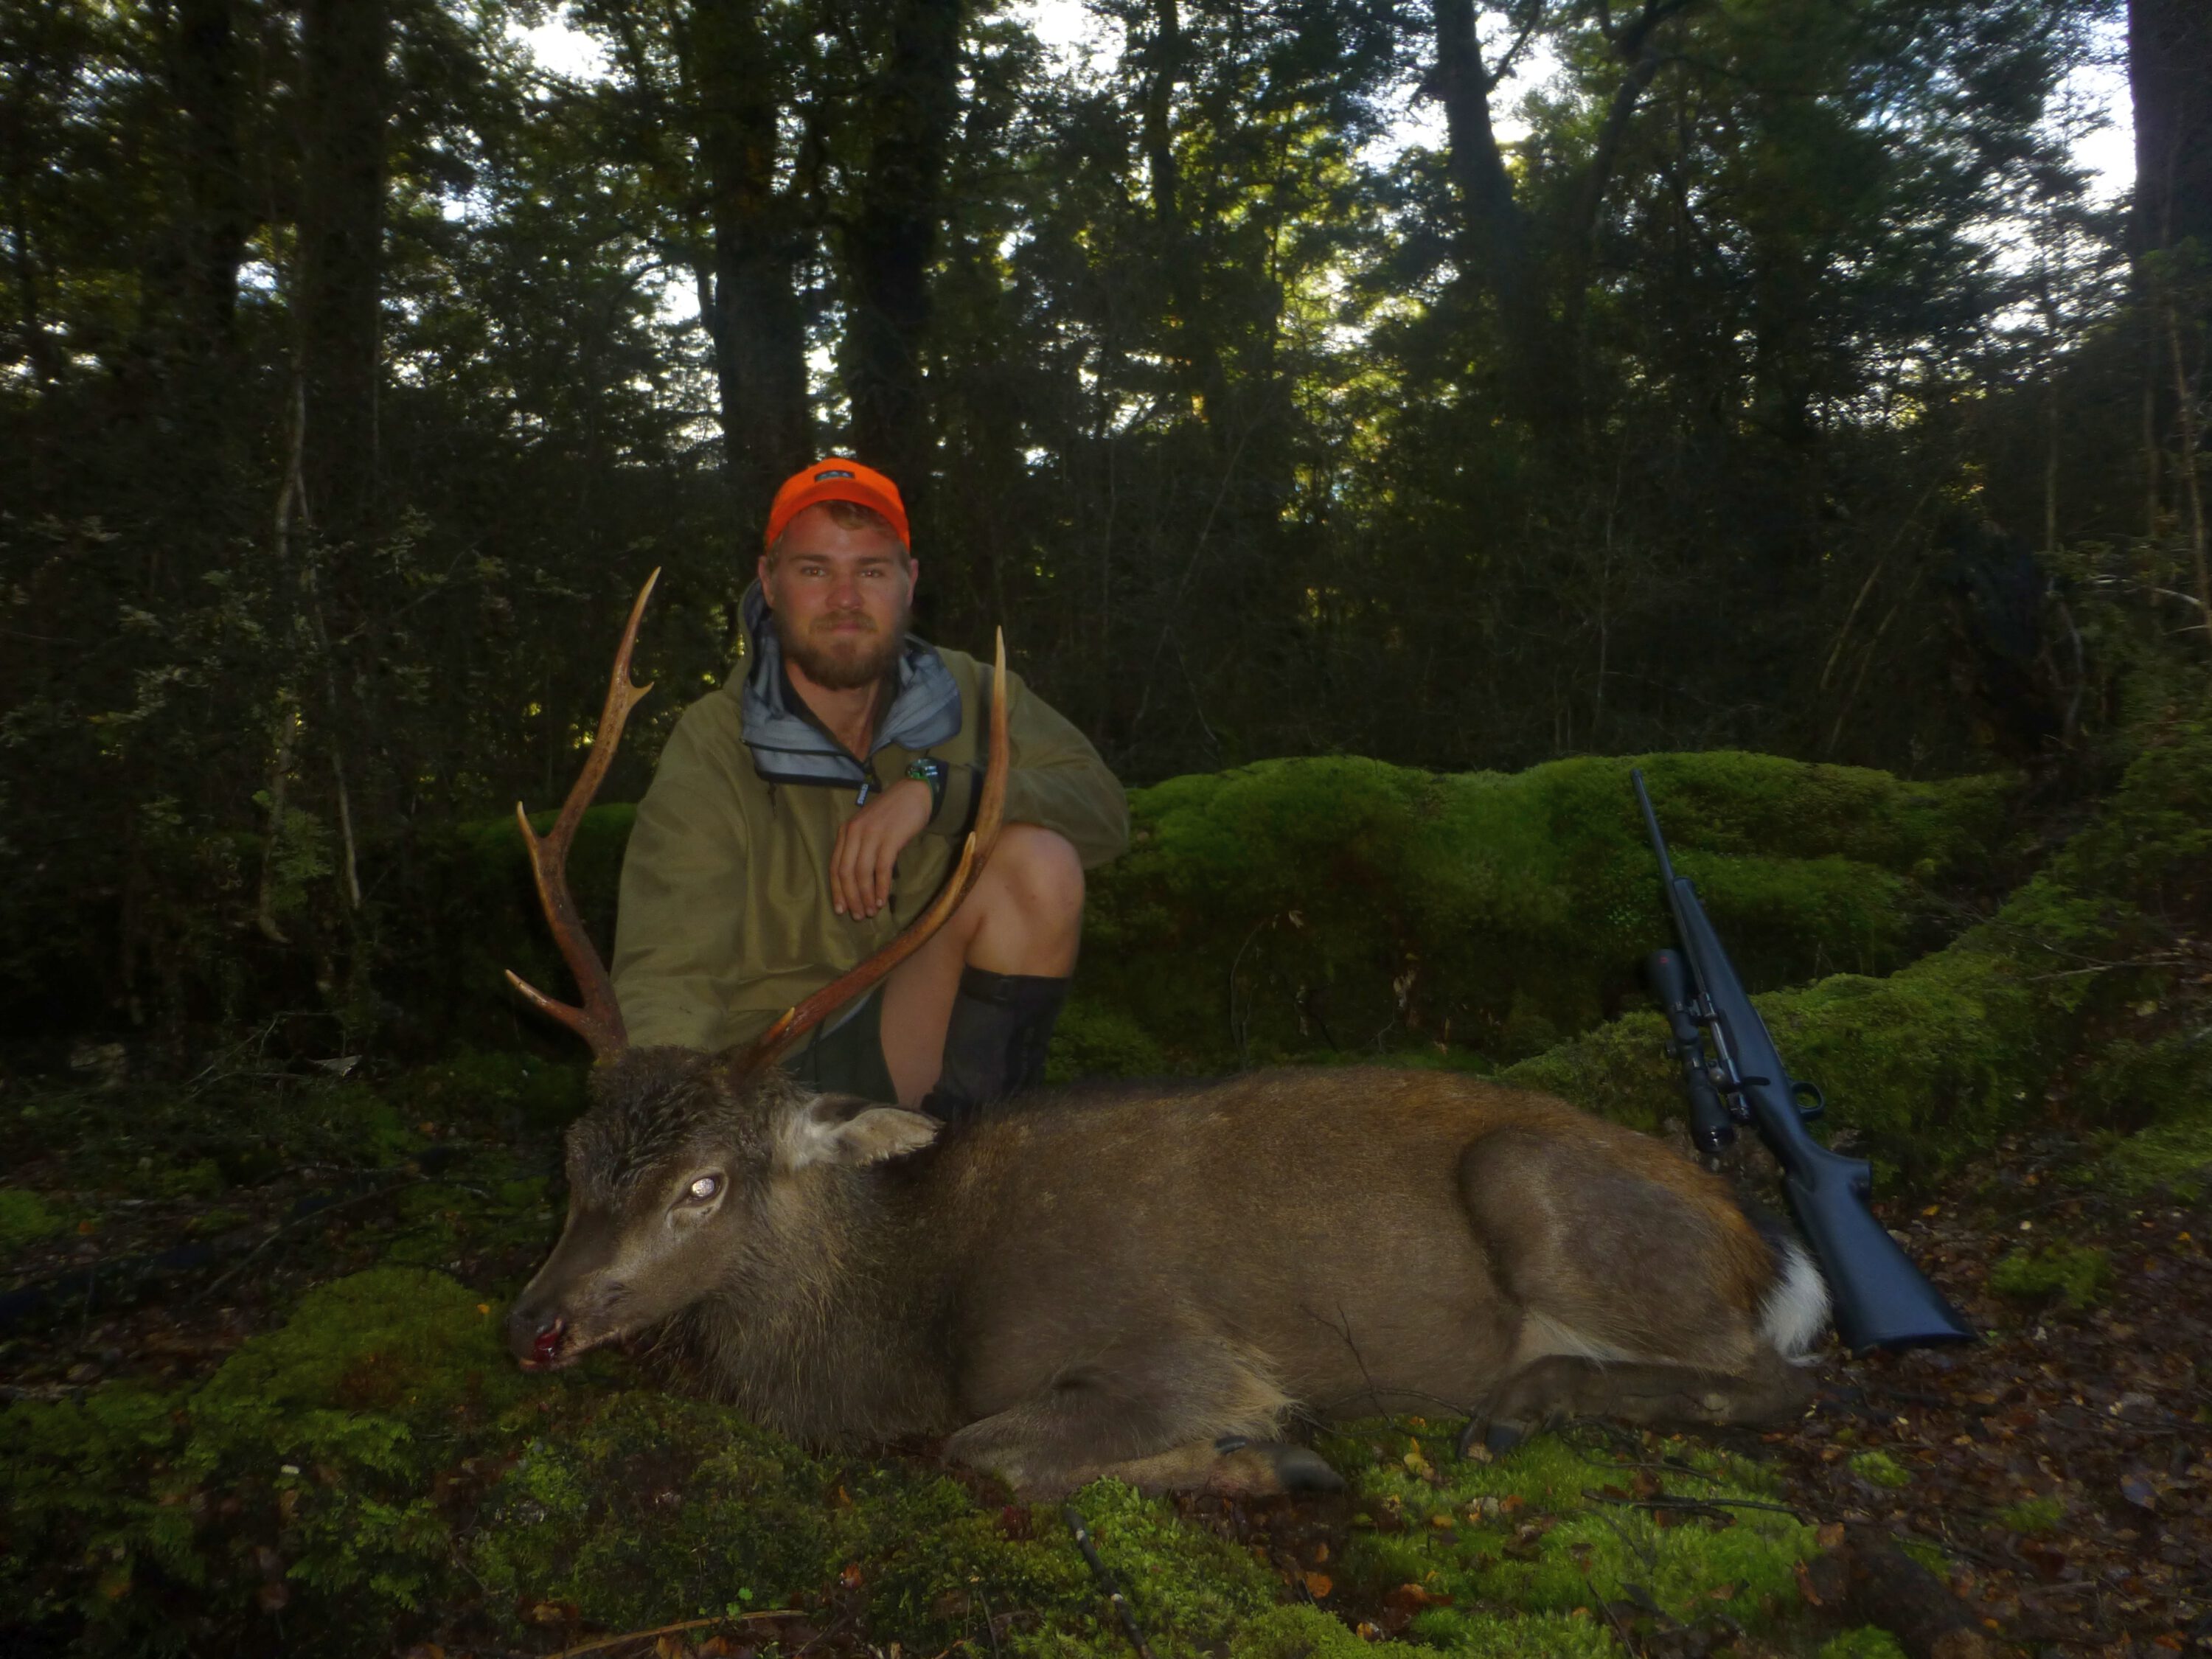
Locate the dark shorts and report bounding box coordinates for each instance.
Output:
[784,988,900,1103]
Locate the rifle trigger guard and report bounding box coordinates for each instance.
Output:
[1792,1079,1826,1121]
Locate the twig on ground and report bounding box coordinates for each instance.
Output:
[1585,1571,1644,1656]
[546,1610,790,1659]
[1064,1505,1158,1659]
[1582,1489,1814,1522]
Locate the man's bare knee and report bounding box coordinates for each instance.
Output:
[986,826,1085,924]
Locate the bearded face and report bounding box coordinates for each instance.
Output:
[760,504,917,693]
[773,585,909,690]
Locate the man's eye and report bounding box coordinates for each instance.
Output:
[686,1175,720,1202]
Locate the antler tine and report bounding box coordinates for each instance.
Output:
[505,569,661,1060]
[737,627,1015,1077]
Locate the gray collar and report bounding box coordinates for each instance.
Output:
[737,583,961,786]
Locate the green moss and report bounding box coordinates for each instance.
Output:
[2100,1115,2212,1197]
[1074,752,2005,1076]
[1988,1243,2112,1310]
[1,1384,195,1641]
[158,1158,227,1200]
[1848,1451,1912,1490]
[1996,1495,2063,1534]
[1509,724,2212,1163]
[1894,1536,1950,1578]
[0,1186,66,1250]
[2076,1033,2212,1132]
[1226,1604,1382,1659]
[1318,1422,1815,1644]
[376,1177,555,1276]
[1820,1627,1910,1659]
[1045,998,1170,1084]
[471,1392,837,1630]
[396,753,2006,1067]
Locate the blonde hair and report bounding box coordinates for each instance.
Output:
[766,499,908,564]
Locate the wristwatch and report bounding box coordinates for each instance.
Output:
[905,755,948,816]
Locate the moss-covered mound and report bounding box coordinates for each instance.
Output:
[1068,751,2006,1074]
[395,751,2008,1071]
[1508,721,2212,1164]
[2,1259,1838,1655]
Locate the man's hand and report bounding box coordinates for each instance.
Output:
[832,777,933,919]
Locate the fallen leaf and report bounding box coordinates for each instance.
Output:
[2121,1471,2160,1512]
[1303,1571,1333,1599]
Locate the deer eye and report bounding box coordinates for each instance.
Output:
[683,1175,721,1203]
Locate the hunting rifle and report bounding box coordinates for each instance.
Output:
[1632,769,1974,1354]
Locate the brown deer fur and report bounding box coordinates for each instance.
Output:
[509,1051,1822,1498]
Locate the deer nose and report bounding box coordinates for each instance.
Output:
[507,1305,567,1368]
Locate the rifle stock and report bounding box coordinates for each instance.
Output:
[1631,770,1973,1354]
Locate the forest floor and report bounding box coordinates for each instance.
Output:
[1,1065,2208,1659]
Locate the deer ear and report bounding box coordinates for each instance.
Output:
[779,1094,941,1169]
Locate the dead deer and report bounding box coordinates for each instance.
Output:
[504,575,1826,1498]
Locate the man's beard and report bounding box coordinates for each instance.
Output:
[776,602,908,692]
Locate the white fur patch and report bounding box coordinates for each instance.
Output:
[1520,1311,1636,1366]
[1759,1240,1831,1358]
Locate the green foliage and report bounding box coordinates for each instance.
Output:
[0,1186,67,1251]
[1819,1628,1910,1659]
[1511,723,2212,1163]
[1318,1422,1817,1641]
[1988,1244,2112,1310]
[472,1393,839,1629]
[1995,1495,2064,1534]
[1079,751,2004,1074]
[2098,1116,2212,1199]
[1225,1605,1380,1659]
[1847,1451,1913,1491]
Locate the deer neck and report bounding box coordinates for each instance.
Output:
[695,1157,956,1443]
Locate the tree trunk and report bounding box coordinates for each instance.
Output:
[2128,0,2212,544]
[172,0,247,364]
[296,0,390,544]
[2131,0,2212,260]
[844,0,964,525]
[1432,0,1573,427]
[1433,0,1532,324]
[1140,0,1225,421]
[686,0,812,532]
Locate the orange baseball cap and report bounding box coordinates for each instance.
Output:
[764,458,911,551]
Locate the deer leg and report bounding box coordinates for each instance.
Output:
[1460,1349,1813,1458]
[945,1340,1331,1499]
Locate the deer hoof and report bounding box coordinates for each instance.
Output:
[1473,1420,1526,1458]
[1266,1444,1347,1493]
[1205,1441,1346,1497]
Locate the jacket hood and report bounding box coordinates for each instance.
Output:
[737,582,961,786]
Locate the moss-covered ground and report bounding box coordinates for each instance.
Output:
[7,729,2211,1655]
[0,1067,1857,1658]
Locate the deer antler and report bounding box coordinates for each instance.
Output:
[731,627,1015,1077]
[506,570,660,1060]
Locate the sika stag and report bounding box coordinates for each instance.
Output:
[505,576,1825,1498]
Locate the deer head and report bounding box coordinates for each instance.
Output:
[502,574,1010,1369]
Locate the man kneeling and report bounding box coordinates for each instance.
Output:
[611,459,1128,1116]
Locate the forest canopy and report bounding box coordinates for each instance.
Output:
[1,0,2208,1051]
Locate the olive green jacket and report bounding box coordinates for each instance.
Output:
[611,630,1128,1054]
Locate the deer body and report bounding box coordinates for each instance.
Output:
[514,1055,1822,1497]
[504,582,1817,1498]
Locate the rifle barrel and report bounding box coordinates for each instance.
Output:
[1632,771,1973,1354]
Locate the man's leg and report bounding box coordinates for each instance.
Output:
[877,825,1085,1109]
